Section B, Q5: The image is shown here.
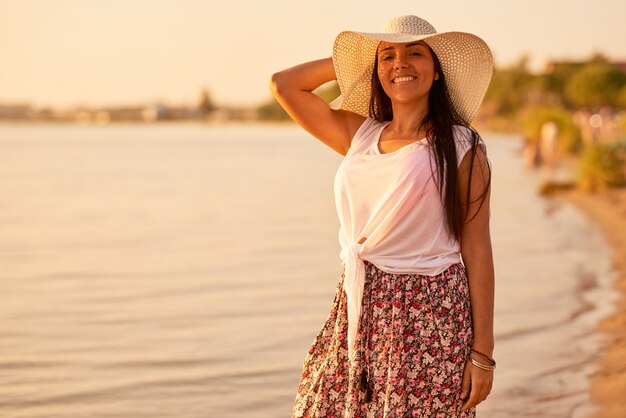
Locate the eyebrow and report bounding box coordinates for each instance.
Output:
[379,41,424,53]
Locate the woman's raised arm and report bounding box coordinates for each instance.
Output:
[269,58,365,156]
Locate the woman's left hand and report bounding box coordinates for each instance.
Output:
[459,356,493,412]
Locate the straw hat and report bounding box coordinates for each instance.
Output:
[329,15,493,124]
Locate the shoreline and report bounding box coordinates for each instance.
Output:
[555,187,626,417]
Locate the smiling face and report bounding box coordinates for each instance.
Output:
[375,40,439,108]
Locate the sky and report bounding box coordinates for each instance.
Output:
[1,0,625,109]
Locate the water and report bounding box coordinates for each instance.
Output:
[0,122,617,417]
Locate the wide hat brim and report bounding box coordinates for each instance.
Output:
[329,21,494,125]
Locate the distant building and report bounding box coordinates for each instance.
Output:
[0,104,32,120]
[0,101,261,123]
[207,107,258,122]
[142,104,168,122]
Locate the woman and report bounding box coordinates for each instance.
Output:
[270,15,495,417]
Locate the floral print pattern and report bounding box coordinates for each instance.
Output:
[292,260,476,418]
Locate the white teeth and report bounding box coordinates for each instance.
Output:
[393,76,415,83]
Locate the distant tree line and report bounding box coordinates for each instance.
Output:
[482,53,626,192]
[484,53,626,116]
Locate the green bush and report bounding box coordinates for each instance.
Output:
[616,112,626,136]
[577,141,626,191]
[484,56,534,116]
[521,106,582,154]
[564,62,626,109]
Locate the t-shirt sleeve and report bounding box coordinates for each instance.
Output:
[453,125,487,168]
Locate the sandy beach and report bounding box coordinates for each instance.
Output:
[556,187,626,417]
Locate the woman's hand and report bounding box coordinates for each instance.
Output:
[460,356,494,412]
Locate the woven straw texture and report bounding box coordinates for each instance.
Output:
[329,15,493,125]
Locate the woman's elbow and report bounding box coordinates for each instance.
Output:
[269,72,285,97]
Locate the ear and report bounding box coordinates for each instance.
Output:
[434,72,440,81]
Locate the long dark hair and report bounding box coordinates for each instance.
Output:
[369,45,491,242]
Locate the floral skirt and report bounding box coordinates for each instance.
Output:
[291,260,476,418]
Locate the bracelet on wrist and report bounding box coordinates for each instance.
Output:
[470,349,496,367]
[469,357,496,371]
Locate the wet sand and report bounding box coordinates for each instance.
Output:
[556,188,626,417]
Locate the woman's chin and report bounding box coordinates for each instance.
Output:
[388,94,428,107]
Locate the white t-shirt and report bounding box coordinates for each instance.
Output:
[333,117,487,363]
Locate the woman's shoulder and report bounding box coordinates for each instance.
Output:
[355,116,385,133]
[452,124,476,140]
[347,117,385,151]
[452,125,486,147]
[452,125,487,167]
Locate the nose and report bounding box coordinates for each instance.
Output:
[393,54,408,69]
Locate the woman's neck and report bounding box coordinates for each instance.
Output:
[387,102,430,139]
